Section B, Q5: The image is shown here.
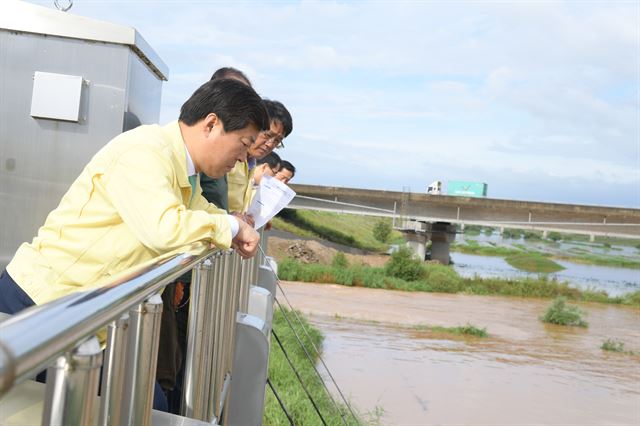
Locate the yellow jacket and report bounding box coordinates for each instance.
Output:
[227,161,254,213]
[7,121,231,305]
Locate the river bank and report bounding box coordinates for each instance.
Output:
[280,281,640,425]
[267,232,640,300]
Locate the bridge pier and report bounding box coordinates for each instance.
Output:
[397,220,457,265]
[429,222,457,265]
[404,232,428,261]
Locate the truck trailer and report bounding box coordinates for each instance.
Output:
[426,180,488,197]
[446,181,488,197]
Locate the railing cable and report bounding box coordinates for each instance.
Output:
[273,297,349,425]
[267,378,296,426]
[258,245,359,425]
[272,329,328,426]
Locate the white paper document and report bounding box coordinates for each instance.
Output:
[247,175,296,229]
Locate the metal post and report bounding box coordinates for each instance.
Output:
[120,294,163,426]
[181,257,217,421]
[216,251,236,419]
[218,252,243,422]
[239,258,252,313]
[392,201,397,228]
[211,252,229,419]
[42,336,102,426]
[99,313,130,426]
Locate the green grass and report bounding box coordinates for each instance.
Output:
[276,209,402,252]
[539,297,588,327]
[554,253,640,269]
[505,253,565,273]
[428,323,488,337]
[271,216,318,239]
[451,241,523,257]
[557,234,640,247]
[264,309,366,425]
[278,257,640,307]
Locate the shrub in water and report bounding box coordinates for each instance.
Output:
[385,247,425,281]
[540,296,588,327]
[457,323,488,337]
[601,338,625,353]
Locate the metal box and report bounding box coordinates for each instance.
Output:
[0,1,169,269]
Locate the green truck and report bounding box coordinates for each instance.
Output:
[446,181,488,197]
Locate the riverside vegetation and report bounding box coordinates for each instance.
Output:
[264,309,376,425]
[272,209,639,306]
[278,248,640,307]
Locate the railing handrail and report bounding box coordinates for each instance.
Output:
[0,244,221,396]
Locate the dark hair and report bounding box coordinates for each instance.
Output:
[257,152,281,170]
[280,160,296,177]
[263,99,293,138]
[210,67,252,87]
[179,79,268,132]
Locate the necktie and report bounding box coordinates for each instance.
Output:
[188,174,197,204]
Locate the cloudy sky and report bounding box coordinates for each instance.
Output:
[31,0,639,207]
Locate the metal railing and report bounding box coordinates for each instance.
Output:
[0,241,263,425]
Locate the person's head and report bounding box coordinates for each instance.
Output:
[247,99,293,159]
[253,152,281,185]
[179,79,269,178]
[210,67,252,87]
[275,160,295,184]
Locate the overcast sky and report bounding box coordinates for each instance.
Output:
[31,0,640,207]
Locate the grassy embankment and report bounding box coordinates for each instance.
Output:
[273,210,403,252]
[264,309,374,425]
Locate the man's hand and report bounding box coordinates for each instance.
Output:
[231,218,260,259]
[231,211,255,228]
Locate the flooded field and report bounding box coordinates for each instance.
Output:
[451,252,640,297]
[280,281,640,425]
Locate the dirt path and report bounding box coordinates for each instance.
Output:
[267,234,389,267]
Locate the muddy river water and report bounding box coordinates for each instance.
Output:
[280,281,640,425]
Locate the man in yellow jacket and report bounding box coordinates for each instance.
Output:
[0,78,268,312]
[227,99,293,213]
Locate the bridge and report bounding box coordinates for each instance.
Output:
[288,184,640,263]
[288,184,640,239]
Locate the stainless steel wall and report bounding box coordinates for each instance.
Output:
[0,30,164,269]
